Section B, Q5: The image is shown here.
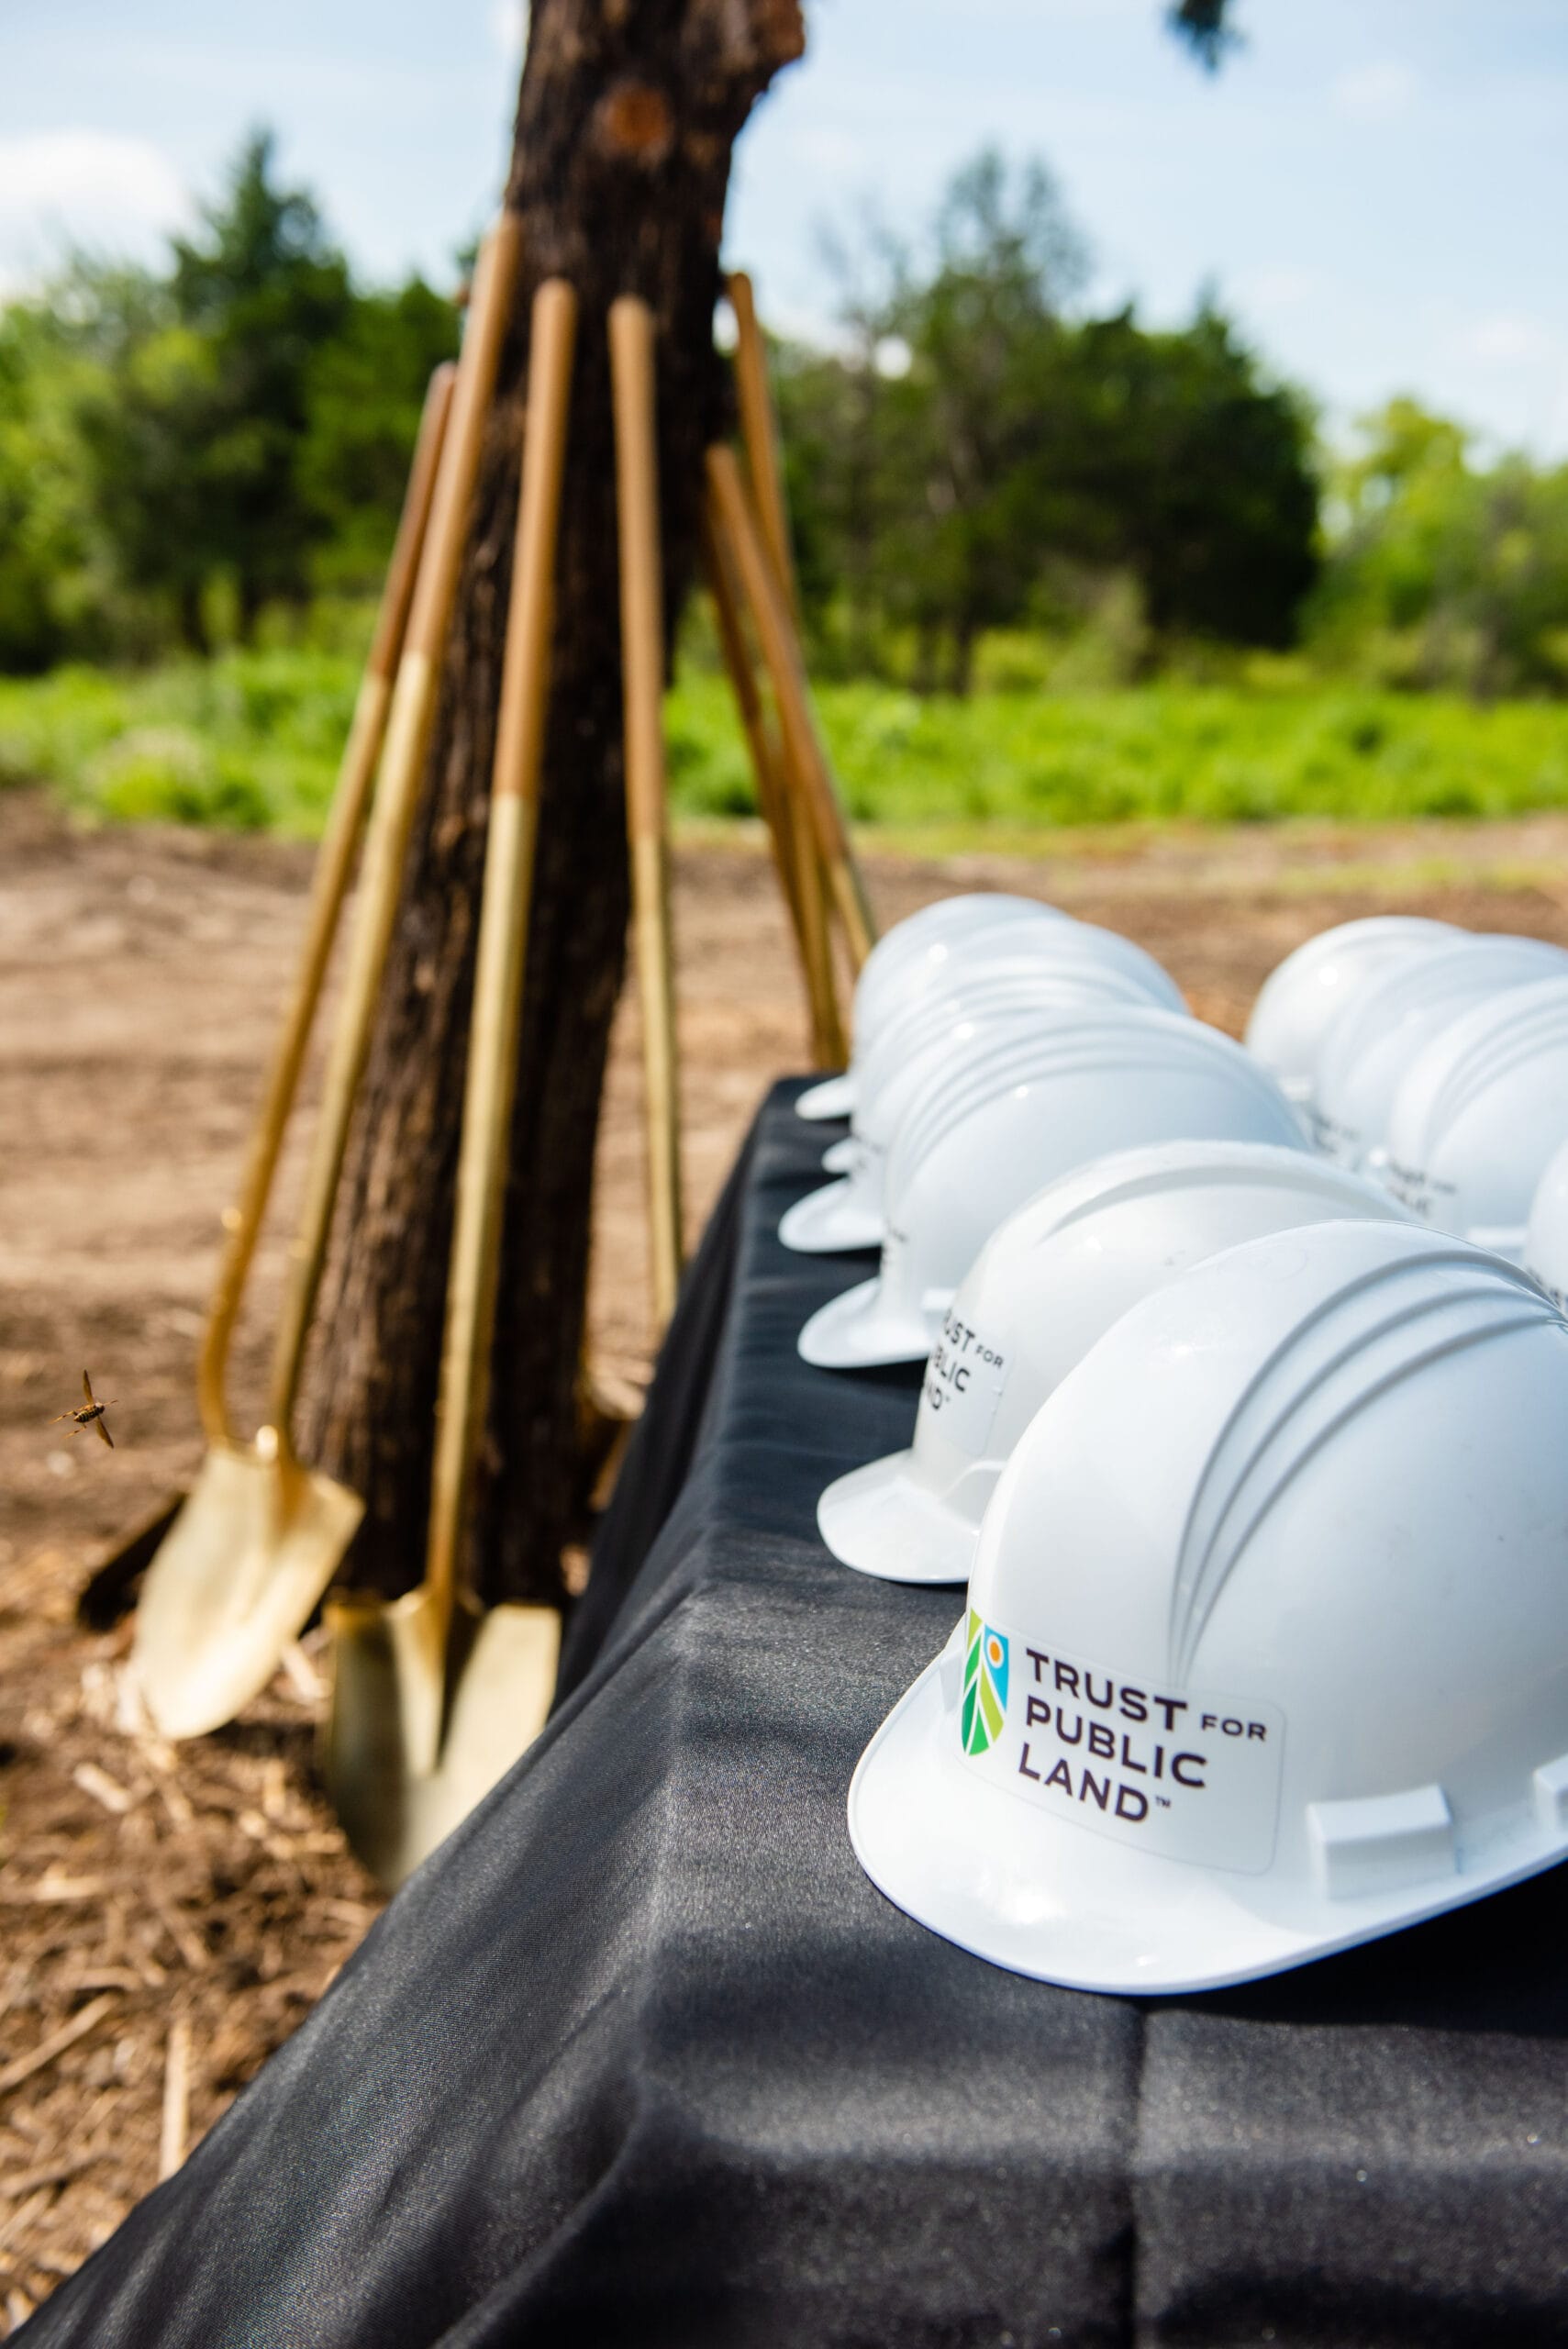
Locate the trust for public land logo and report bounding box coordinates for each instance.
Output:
[962,1610,1009,1755]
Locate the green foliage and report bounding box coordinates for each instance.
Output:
[776,150,1320,694]
[4,649,1566,840]
[1310,398,1568,697]
[643,665,1568,836]
[0,131,457,672]
[0,289,124,671]
[301,279,460,584]
[0,644,362,832]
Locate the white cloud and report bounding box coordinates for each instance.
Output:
[489,0,528,72]
[1332,61,1418,123]
[1233,264,1329,316]
[1465,312,1557,366]
[0,130,188,291]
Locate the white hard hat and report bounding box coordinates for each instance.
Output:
[1526,1135,1568,1309]
[818,1141,1407,1584]
[795,895,1068,1121]
[1314,934,1568,1171]
[1385,974,1568,1257]
[781,958,1190,1255]
[850,1218,1568,1995]
[797,910,1182,1125]
[1244,917,1453,1115]
[798,1010,1302,1368]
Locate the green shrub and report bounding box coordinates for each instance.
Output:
[4,649,1568,842]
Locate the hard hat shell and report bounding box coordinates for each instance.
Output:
[850,1219,1568,1995]
[1384,974,1568,1257]
[1244,917,1452,1115]
[1526,1135,1568,1311]
[1313,934,1568,1171]
[781,959,1187,1255]
[796,909,1180,1125]
[795,895,1067,1121]
[798,1010,1301,1369]
[818,1141,1405,1584]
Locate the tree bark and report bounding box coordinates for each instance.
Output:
[303,0,804,1608]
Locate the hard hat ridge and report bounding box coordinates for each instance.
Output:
[888,1009,1277,1203]
[1312,934,1568,1167]
[795,895,1073,1121]
[1169,1243,1557,1684]
[802,1016,1304,1371]
[852,1218,1568,1993]
[1385,974,1568,1250]
[1424,985,1568,1138]
[1243,915,1453,1108]
[815,1141,1409,1587]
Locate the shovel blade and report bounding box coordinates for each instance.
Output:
[323,1590,561,1890]
[132,1442,364,1741]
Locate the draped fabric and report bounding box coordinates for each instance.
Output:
[23,1084,1568,2348]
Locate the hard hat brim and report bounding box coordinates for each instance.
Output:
[796,1074,856,1121]
[817,1449,975,1585]
[798,1277,933,1369]
[850,1631,1568,1997]
[779,1178,885,1256]
[821,1137,855,1174]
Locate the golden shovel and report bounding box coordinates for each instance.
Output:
[610,295,684,1331]
[723,271,846,1064]
[83,359,456,1627]
[323,279,577,1890]
[705,441,876,969]
[131,219,522,1741]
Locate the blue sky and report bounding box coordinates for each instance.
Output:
[3,0,1566,457]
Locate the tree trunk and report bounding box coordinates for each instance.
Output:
[948,612,978,697]
[176,579,209,657]
[302,0,804,1609]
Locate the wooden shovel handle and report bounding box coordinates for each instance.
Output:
[610,295,684,1330]
[267,214,522,1444]
[705,444,877,968]
[726,271,799,625]
[700,500,845,1068]
[367,362,458,684]
[195,359,456,1447]
[425,278,577,1631]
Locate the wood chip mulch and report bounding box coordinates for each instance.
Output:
[0,1542,381,2333]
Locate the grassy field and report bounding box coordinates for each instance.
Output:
[3,646,1567,841]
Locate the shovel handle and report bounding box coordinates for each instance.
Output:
[424,278,577,1635]
[196,359,457,1447]
[704,446,876,969]
[610,295,684,1331]
[267,212,523,1444]
[700,498,846,1070]
[720,277,846,1061]
[726,272,800,628]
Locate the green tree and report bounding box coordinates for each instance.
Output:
[0,305,84,670]
[776,148,1318,690]
[169,130,353,634]
[1314,398,1568,696]
[888,150,1089,692]
[1052,302,1319,649]
[69,132,351,650]
[0,132,460,666]
[299,277,460,590]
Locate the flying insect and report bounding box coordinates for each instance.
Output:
[54,1371,116,1449]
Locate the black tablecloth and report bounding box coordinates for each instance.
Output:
[24,1084,1568,2348]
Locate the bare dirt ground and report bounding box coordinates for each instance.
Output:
[5,785,1568,2327]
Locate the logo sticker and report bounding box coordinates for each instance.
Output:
[962,1610,1009,1755]
[923,1308,1009,1457]
[964,1622,1285,1875]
